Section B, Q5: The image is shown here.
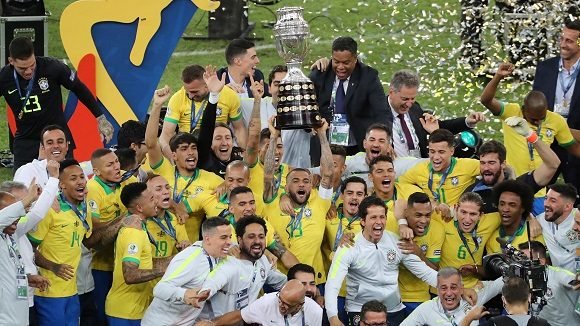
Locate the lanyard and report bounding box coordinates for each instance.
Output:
[559,61,580,98]
[454,220,479,264]
[1,233,24,272]
[527,122,542,162]
[499,218,526,246]
[284,311,305,326]
[12,68,36,119]
[331,189,341,206]
[59,193,90,231]
[333,205,359,251]
[98,166,139,190]
[172,168,197,203]
[287,206,306,239]
[190,99,207,133]
[151,212,177,241]
[394,114,418,147]
[428,158,455,203]
[142,221,160,251]
[217,193,230,218]
[273,165,283,196]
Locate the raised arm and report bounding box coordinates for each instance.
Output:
[197,65,226,165]
[146,86,172,168]
[243,76,265,166]
[480,63,514,115]
[316,119,333,189]
[263,117,281,202]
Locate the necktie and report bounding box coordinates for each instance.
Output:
[398,113,415,150]
[334,79,346,114]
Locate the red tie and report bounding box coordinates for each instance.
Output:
[398,114,415,150]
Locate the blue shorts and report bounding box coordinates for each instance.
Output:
[403,302,422,315]
[34,295,80,326]
[107,316,141,326]
[92,269,113,324]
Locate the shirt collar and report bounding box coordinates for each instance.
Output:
[559,57,580,73]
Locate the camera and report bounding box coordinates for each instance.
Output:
[483,243,548,314]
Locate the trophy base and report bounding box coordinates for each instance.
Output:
[275,80,322,130]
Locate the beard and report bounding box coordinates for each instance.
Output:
[240,243,265,260]
[481,169,502,186]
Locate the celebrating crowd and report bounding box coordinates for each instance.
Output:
[1,11,580,326]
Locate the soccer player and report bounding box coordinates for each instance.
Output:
[159,64,245,157]
[401,267,503,326]
[145,71,224,242]
[325,196,438,326]
[105,182,171,324]
[323,176,367,324]
[244,77,290,204]
[262,116,334,283]
[439,192,500,289]
[537,183,580,272]
[485,180,544,254]
[0,37,114,170]
[223,186,298,269]
[398,129,480,206]
[141,218,232,326]
[398,192,444,314]
[86,148,138,324]
[198,215,287,318]
[144,174,190,268]
[28,159,132,325]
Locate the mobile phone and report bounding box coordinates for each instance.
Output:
[568,279,580,287]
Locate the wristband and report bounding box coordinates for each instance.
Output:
[526,131,538,144]
[209,92,220,104]
[398,219,408,226]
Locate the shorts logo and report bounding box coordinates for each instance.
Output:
[386,249,397,263]
[451,176,458,186]
[128,243,139,255]
[38,77,49,91]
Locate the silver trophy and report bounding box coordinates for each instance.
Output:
[273,7,321,129]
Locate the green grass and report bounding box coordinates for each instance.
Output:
[1,0,539,180]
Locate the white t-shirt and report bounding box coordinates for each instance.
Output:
[538,266,580,326]
[240,292,322,326]
[537,210,579,272]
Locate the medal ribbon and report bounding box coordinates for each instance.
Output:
[333,205,359,251]
[172,168,197,203]
[151,211,177,241]
[454,220,479,264]
[428,158,455,203]
[286,206,306,239]
[12,68,36,119]
[190,99,208,133]
[59,193,90,231]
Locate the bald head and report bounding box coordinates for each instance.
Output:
[278,279,306,315]
[0,191,16,209]
[521,91,548,127]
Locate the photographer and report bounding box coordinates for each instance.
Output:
[519,241,580,326]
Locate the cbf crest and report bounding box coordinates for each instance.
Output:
[451,176,459,186]
[420,244,428,254]
[545,129,553,138]
[386,249,397,263]
[38,77,49,91]
[304,207,312,218]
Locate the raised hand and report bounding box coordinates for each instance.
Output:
[203,65,226,94]
[46,160,60,178]
[153,85,172,107]
[420,112,440,134]
[505,116,532,137]
[495,62,514,79]
[249,74,264,100]
[466,111,486,126]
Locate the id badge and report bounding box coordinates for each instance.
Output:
[554,103,570,118]
[16,274,28,300]
[409,149,421,158]
[330,114,350,146]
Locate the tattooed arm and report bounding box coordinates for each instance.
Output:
[316,119,333,189]
[263,116,281,203]
[268,240,299,269]
[83,215,140,250]
[122,261,165,284]
[243,77,265,166]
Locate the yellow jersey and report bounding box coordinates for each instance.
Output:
[87,174,137,271]
[249,162,289,212]
[198,192,266,219]
[28,195,96,297]
[498,102,575,177]
[485,222,545,254]
[398,157,480,205]
[164,86,241,133]
[440,215,500,288]
[144,211,189,258]
[150,157,223,242]
[323,206,362,297]
[264,189,331,284]
[399,219,445,302]
[105,226,153,319]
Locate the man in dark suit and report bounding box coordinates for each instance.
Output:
[309,36,388,163]
[217,38,270,98]
[386,69,485,158]
[533,17,580,190]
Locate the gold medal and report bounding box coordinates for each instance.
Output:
[563,99,570,108]
[529,161,535,170]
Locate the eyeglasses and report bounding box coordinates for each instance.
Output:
[360,321,388,326]
[276,292,304,310]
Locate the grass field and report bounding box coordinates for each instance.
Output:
[1,0,545,180]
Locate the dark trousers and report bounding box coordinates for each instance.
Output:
[80,291,98,326]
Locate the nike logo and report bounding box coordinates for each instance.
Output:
[8,89,17,94]
[60,224,69,228]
